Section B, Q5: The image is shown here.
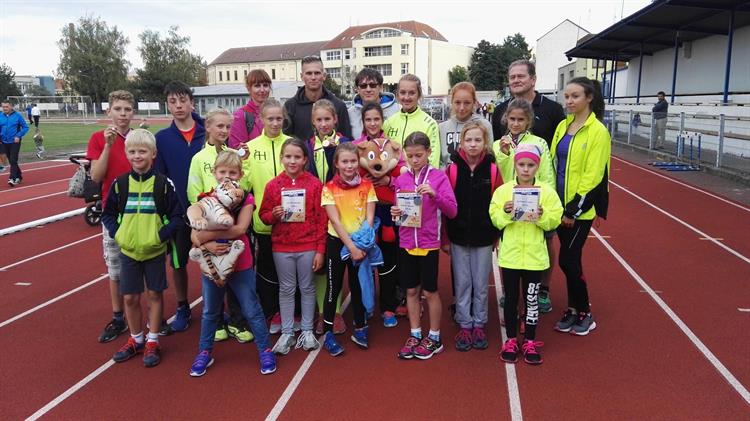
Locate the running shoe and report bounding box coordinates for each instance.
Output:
[395,303,408,318]
[189,350,214,377]
[472,327,489,350]
[333,313,347,335]
[112,337,144,363]
[397,336,421,360]
[98,318,127,343]
[570,313,597,336]
[500,338,519,363]
[259,348,277,375]
[295,330,320,351]
[350,326,369,349]
[147,319,173,336]
[323,331,344,356]
[143,341,161,367]
[214,324,229,342]
[227,323,254,343]
[499,294,505,308]
[170,305,191,332]
[538,290,552,313]
[522,340,544,365]
[269,313,282,335]
[454,328,472,352]
[413,337,444,360]
[272,333,296,355]
[382,311,398,328]
[554,309,578,333]
[0,165,6,174]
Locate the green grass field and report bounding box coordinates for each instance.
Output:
[21,122,169,156]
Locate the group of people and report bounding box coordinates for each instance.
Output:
[85,55,610,377]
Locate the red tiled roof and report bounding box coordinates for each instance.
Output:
[210,41,328,65]
[321,20,447,50]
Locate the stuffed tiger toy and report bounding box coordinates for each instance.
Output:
[186,178,246,285]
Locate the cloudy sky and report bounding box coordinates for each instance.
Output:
[1,0,651,76]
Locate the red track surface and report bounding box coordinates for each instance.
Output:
[0,157,748,420]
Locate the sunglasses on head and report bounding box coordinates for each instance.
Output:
[358,83,379,89]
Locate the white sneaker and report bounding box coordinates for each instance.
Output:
[271,333,295,355]
[295,330,320,351]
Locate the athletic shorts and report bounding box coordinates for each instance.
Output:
[398,249,439,293]
[102,225,121,281]
[167,221,192,269]
[119,252,168,295]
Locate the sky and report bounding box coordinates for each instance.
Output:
[0,0,652,77]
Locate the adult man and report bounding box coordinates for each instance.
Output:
[284,55,352,141]
[31,104,40,128]
[491,60,566,147]
[652,91,669,149]
[491,59,566,314]
[0,101,29,186]
[348,68,398,138]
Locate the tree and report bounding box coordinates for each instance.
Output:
[57,16,130,106]
[0,63,22,98]
[324,76,343,99]
[497,33,532,85]
[26,84,53,96]
[468,40,503,91]
[133,26,206,101]
[448,65,469,87]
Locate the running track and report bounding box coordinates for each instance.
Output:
[0,158,748,420]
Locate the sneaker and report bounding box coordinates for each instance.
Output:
[570,312,597,336]
[112,337,144,363]
[227,323,254,343]
[214,324,229,342]
[98,318,127,343]
[293,316,302,332]
[394,304,408,318]
[8,178,15,187]
[269,313,282,335]
[413,337,444,360]
[472,327,489,350]
[350,326,369,349]
[397,336,421,359]
[538,290,552,313]
[522,339,544,365]
[0,165,5,174]
[295,330,320,351]
[189,350,214,377]
[333,313,347,335]
[36,151,43,159]
[170,306,191,332]
[554,309,578,333]
[499,295,505,308]
[454,328,473,352]
[147,319,173,336]
[272,333,296,355]
[382,311,397,328]
[323,331,344,356]
[315,316,324,335]
[143,341,161,367]
[259,348,277,375]
[500,338,519,363]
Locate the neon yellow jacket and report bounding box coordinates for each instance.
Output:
[550,112,611,221]
[245,129,288,234]
[493,132,554,190]
[187,143,251,204]
[489,180,563,270]
[383,107,440,168]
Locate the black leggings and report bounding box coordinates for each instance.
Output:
[501,268,541,340]
[324,235,366,332]
[377,226,399,313]
[557,219,593,313]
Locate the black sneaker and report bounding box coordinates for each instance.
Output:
[98,318,128,343]
[147,319,173,336]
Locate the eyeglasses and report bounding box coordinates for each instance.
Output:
[358,83,380,89]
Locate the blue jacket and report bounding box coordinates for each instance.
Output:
[0,110,29,144]
[340,217,383,315]
[154,112,206,211]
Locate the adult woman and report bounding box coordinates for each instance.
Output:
[550,77,610,336]
[229,69,272,148]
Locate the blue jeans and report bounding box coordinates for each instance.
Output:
[199,268,270,352]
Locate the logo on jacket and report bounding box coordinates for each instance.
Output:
[253,150,267,161]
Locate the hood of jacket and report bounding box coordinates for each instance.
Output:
[352,91,397,110]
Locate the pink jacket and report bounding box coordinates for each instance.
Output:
[392,165,457,250]
[229,100,264,148]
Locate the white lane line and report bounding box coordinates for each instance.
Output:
[3,163,70,174]
[266,294,352,421]
[25,297,203,421]
[611,180,750,265]
[591,228,750,405]
[492,255,523,421]
[0,274,108,329]
[0,208,84,237]
[738,308,750,313]
[14,282,32,286]
[612,156,750,213]
[699,237,724,241]
[0,177,68,194]
[0,191,67,208]
[0,233,102,272]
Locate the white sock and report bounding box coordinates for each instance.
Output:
[428,330,440,341]
[410,328,422,339]
[131,331,144,344]
[147,332,159,343]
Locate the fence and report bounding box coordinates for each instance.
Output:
[6,95,95,123]
[604,109,750,175]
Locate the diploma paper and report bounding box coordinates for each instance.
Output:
[281,189,306,222]
[512,187,541,222]
[396,192,422,228]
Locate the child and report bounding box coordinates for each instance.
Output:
[494,98,556,314]
[187,108,253,344]
[307,98,350,335]
[391,132,457,360]
[445,122,500,351]
[189,150,277,376]
[260,138,326,354]
[102,129,183,368]
[489,144,563,365]
[438,81,493,169]
[320,142,378,356]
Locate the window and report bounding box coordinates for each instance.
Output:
[569,70,574,78]
[226,71,230,81]
[244,69,248,77]
[327,67,342,79]
[364,28,401,39]
[219,71,222,81]
[272,69,276,79]
[364,64,392,76]
[401,44,409,55]
[326,50,341,61]
[401,63,409,75]
[364,45,392,57]
[344,49,351,60]
[234,70,238,81]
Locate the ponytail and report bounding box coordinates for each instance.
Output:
[568,77,605,122]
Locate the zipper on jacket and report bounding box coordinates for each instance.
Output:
[401,114,409,143]
[272,140,277,175]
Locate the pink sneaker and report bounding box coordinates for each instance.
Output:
[394,305,408,317]
[500,338,519,363]
[413,337,444,360]
[522,340,544,365]
[269,313,282,335]
[397,336,421,359]
[333,313,347,335]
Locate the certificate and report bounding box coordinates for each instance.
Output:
[281,189,305,222]
[512,187,541,222]
[396,192,422,228]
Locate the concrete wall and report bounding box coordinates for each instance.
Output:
[428,40,473,96]
[207,60,301,85]
[535,21,589,92]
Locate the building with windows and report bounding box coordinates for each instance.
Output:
[13,75,55,95]
[535,19,592,94]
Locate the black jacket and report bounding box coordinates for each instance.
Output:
[283,87,352,141]
[445,153,499,247]
[491,91,566,147]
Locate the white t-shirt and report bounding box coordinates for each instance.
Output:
[31,106,40,116]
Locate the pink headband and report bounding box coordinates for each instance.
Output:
[514,144,541,165]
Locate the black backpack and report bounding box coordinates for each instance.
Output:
[114,173,170,224]
[244,110,255,136]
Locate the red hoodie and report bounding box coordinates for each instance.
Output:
[259,171,327,253]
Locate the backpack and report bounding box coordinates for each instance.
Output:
[114,173,170,224]
[446,162,501,196]
[244,109,255,136]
